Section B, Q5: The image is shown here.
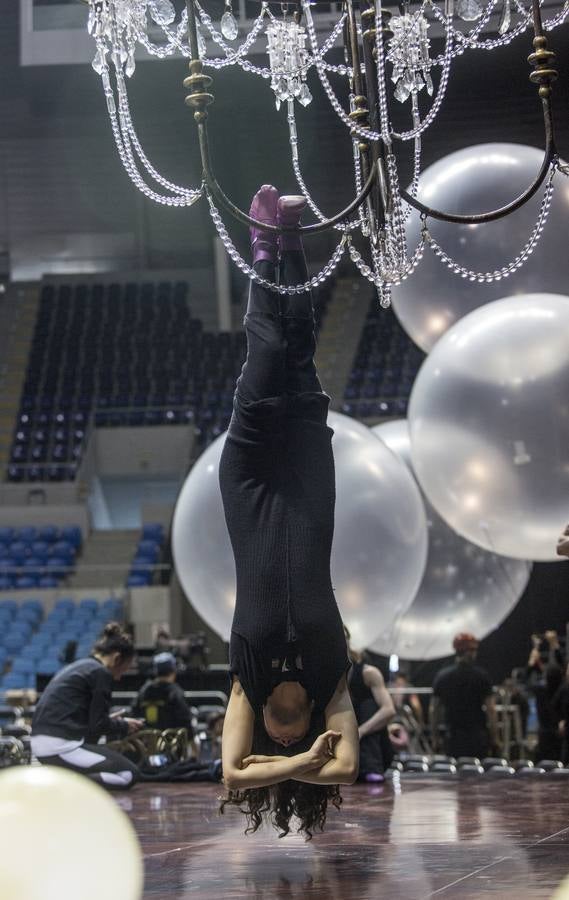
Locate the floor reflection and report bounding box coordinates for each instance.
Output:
[130,778,569,899]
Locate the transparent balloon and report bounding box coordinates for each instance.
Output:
[0,767,143,900]
[172,412,428,649]
[408,293,569,561]
[370,420,532,660]
[393,144,569,353]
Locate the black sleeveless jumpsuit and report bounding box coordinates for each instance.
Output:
[219,250,350,717]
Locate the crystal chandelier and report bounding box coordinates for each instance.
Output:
[86,0,568,306]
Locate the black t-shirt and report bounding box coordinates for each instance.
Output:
[433,660,493,731]
[32,656,128,743]
[220,391,350,716]
[133,679,193,732]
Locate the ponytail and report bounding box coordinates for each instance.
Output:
[92,622,134,662]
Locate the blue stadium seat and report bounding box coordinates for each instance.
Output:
[53,598,75,613]
[127,573,151,588]
[15,576,39,590]
[38,575,60,588]
[78,599,98,613]
[1,673,33,690]
[35,659,62,676]
[60,526,82,548]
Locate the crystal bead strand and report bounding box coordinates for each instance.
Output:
[349,237,425,286]
[425,166,556,282]
[287,101,359,232]
[206,192,347,293]
[374,0,409,277]
[373,0,392,145]
[392,15,454,142]
[430,0,499,64]
[98,31,201,206]
[402,99,422,223]
[115,70,201,200]
[352,137,369,236]
[196,2,269,69]
[302,0,381,143]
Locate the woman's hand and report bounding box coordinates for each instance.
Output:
[124,717,145,734]
[242,754,286,766]
[305,730,342,769]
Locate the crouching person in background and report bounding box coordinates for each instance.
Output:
[31,623,144,790]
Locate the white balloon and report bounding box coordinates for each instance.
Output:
[173,412,428,649]
[370,420,532,660]
[408,293,569,561]
[0,766,143,900]
[393,144,569,353]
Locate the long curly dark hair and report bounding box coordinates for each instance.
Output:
[219,714,343,839]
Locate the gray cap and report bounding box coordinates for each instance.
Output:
[153,651,176,676]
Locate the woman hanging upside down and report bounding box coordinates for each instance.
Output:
[219,185,359,839]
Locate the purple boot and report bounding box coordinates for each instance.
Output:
[250,184,279,264]
[277,195,307,253]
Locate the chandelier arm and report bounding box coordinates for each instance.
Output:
[196,120,378,234]
[400,143,554,224]
[401,0,558,225]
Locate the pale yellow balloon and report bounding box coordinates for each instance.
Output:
[552,876,569,899]
[0,766,143,900]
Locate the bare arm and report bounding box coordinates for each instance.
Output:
[294,676,359,785]
[221,678,318,790]
[358,665,396,739]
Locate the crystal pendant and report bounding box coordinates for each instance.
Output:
[425,72,434,95]
[456,0,482,20]
[394,79,410,103]
[197,26,207,58]
[91,46,107,75]
[220,9,238,41]
[298,82,312,106]
[148,0,176,25]
[125,50,136,77]
[498,0,511,34]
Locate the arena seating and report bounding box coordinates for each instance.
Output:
[0,525,82,590]
[0,597,123,692]
[126,522,166,588]
[8,279,332,482]
[341,302,425,420]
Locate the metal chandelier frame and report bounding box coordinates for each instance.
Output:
[183,0,560,235]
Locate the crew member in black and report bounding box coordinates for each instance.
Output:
[31,623,143,789]
[219,187,358,823]
[344,626,395,781]
[431,632,498,759]
[133,651,194,734]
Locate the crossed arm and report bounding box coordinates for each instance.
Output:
[222,675,359,791]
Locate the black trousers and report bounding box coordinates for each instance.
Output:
[233,250,325,420]
[37,743,140,791]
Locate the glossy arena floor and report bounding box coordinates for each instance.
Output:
[121,777,569,899]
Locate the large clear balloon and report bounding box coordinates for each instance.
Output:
[173,412,428,649]
[0,767,143,900]
[408,293,569,561]
[370,420,532,660]
[393,144,569,353]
